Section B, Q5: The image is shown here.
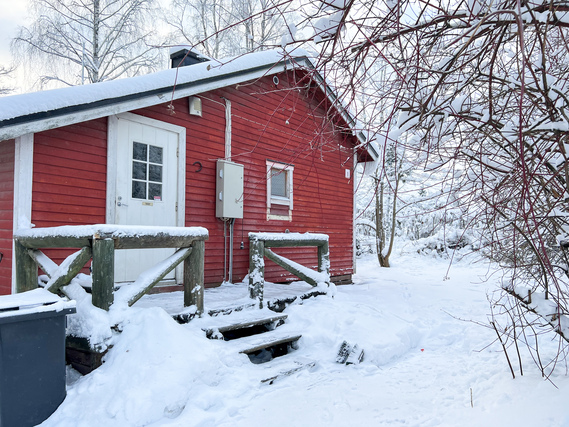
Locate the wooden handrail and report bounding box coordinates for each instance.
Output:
[14,225,208,314]
[248,232,330,309]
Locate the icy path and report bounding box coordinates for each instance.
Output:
[42,254,569,426]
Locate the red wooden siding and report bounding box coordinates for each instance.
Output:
[134,70,356,285]
[14,69,357,289]
[0,140,14,294]
[32,119,108,266]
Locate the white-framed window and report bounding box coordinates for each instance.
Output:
[266,160,294,221]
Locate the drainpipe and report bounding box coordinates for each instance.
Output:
[222,97,235,282]
[223,98,232,161]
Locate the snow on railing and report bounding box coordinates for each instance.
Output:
[248,232,331,308]
[14,224,208,314]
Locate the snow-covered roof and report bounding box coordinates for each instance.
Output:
[0,49,377,160]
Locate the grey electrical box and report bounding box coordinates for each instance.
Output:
[216,159,244,218]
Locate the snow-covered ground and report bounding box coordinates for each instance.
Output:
[42,253,569,426]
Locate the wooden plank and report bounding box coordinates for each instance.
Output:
[346,344,365,365]
[184,239,204,315]
[14,240,38,293]
[261,360,317,385]
[263,248,321,287]
[203,313,288,338]
[262,239,328,248]
[92,238,114,310]
[45,246,92,293]
[239,333,303,355]
[27,250,58,277]
[15,235,92,249]
[217,313,287,333]
[126,247,192,306]
[15,229,207,250]
[112,235,201,250]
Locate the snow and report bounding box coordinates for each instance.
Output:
[0,288,74,316]
[0,289,74,310]
[63,282,113,350]
[15,224,209,240]
[0,50,299,123]
[39,253,569,426]
[249,231,328,242]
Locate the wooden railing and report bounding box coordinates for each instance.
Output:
[248,232,330,308]
[14,225,208,314]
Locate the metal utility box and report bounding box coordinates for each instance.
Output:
[216,159,244,219]
[0,289,76,427]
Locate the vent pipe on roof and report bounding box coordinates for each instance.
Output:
[170,47,210,68]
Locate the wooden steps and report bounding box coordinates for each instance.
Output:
[203,312,288,340]
[203,310,307,368]
[235,329,302,355]
[259,356,317,385]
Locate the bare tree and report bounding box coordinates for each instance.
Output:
[0,66,14,95]
[259,0,569,373]
[165,0,231,58]
[357,141,408,267]
[165,0,290,57]
[175,0,569,372]
[12,0,162,88]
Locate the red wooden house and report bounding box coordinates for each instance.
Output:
[0,49,377,295]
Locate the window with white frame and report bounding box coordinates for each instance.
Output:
[266,160,294,220]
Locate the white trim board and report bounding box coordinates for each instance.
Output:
[12,133,34,292]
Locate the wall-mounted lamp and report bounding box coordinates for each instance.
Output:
[189,96,202,116]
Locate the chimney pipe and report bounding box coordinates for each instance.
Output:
[170,48,210,68]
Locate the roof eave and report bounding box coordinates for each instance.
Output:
[0,59,298,141]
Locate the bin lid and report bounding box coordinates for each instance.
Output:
[0,288,76,320]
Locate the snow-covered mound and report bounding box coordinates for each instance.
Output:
[41,254,569,426]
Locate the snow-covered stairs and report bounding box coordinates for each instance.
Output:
[233,329,303,363]
[202,312,288,340]
[203,310,314,381]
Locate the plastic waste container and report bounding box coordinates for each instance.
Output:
[0,288,76,427]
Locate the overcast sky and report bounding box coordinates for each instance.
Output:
[0,0,28,65]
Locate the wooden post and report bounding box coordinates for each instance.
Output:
[184,239,204,316]
[318,240,330,276]
[248,238,265,308]
[14,240,38,293]
[92,238,114,310]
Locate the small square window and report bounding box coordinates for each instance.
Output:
[271,169,288,198]
[266,161,293,221]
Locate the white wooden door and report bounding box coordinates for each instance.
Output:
[114,117,179,282]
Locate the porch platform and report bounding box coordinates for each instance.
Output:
[134,280,321,317]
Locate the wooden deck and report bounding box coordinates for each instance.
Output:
[134,280,322,317]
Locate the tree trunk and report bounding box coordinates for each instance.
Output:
[376,180,390,267]
[92,0,100,83]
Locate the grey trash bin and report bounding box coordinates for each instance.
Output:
[0,289,76,427]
